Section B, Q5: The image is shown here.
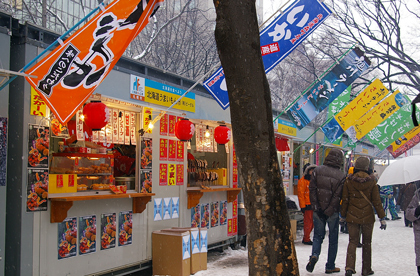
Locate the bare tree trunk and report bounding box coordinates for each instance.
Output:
[212,0,299,275]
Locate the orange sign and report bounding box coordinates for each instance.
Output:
[25,0,164,124]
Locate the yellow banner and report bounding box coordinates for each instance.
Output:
[277,119,297,136]
[335,79,389,130]
[386,126,420,153]
[353,91,408,140]
[30,87,47,117]
[48,174,77,194]
[144,87,195,113]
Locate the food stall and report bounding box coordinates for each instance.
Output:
[3,17,240,275]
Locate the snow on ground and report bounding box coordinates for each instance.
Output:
[195,218,417,275]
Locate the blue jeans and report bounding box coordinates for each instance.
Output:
[311,211,339,270]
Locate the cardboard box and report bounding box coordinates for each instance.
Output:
[164,228,201,274]
[199,228,208,271]
[152,230,191,276]
[290,219,297,240]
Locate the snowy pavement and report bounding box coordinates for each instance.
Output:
[195,218,416,275]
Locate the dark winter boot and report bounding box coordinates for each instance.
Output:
[306,256,318,272]
[417,266,420,276]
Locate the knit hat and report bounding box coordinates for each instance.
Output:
[354,156,370,172]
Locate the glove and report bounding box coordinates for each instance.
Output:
[380,218,387,230]
[415,206,420,217]
[316,209,328,220]
[388,195,392,199]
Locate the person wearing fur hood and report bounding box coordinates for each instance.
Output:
[405,187,420,275]
[298,163,317,245]
[341,156,386,276]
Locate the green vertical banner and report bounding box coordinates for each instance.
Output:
[323,86,351,144]
[367,104,420,150]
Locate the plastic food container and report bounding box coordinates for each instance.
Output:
[115,177,135,190]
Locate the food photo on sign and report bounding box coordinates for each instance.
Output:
[28,124,49,168]
[26,169,48,212]
[58,217,77,260]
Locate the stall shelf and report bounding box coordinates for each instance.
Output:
[186,188,241,209]
[48,191,155,223]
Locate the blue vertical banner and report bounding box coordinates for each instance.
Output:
[203,0,332,109]
[286,47,371,129]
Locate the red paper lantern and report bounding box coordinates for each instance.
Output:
[82,101,109,131]
[214,125,231,145]
[175,118,195,141]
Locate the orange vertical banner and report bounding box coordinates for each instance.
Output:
[25,0,164,124]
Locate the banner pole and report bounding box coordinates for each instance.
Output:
[0,1,109,91]
[273,44,356,123]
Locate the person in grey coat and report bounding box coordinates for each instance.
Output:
[405,188,420,275]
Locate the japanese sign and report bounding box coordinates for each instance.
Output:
[28,124,49,168]
[336,79,389,131]
[168,163,176,186]
[191,204,200,228]
[27,169,48,212]
[140,170,152,193]
[154,198,163,221]
[143,107,152,134]
[322,85,351,143]
[0,118,7,186]
[211,201,219,228]
[286,48,370,129]
[163,198,172,220]
[176,164,184,185]
[220,201,227,226]
[112,109,119,144]
[351,91,408,140]
[386,126,420,157]
[177,140,184,162]
[277,118,297,136]
[168,139,176,161]
[25,0,164,124]
[130,75,195,112]
[168,115,176,136]
[130,112,136,145]
[101,213,116,250]
[159,163,167,185]
[30,87,47,117]
[118,211,132,246]
[203,0,332,109]
[201,203,210,229]
[79,215,96,255]
[387,130,420,158]
[367,104,418,150]
[159,138,168,161]
[160,113,168,135]
[58,217,77,259]
[172,197,179,219]
[124,111,130,145]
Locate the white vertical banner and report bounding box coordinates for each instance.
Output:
[98,128,105,143]
[92,131,99,142]
[112,109,119,144]
[124,111,130,145]
[130,112,136,145]
[105,108,113,144]
[76,110,84,141]
[213,127,218,153]
[118,109,124,144]
[196,125,203,152]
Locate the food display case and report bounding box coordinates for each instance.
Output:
[50,152,114,191]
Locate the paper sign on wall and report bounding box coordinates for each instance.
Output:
[171,197,179,219]
[163,198,172,220]
[159,164,168,186]
[154,198,163,221]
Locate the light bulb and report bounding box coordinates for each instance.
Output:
[309,148,314,154]
[148,122,154,130]
[80,114,85,121]
[205,125,210,138]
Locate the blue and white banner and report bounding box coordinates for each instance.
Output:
[286,47,371,130]
[203,0,332,109]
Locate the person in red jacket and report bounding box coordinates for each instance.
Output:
[298,163,317,245]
